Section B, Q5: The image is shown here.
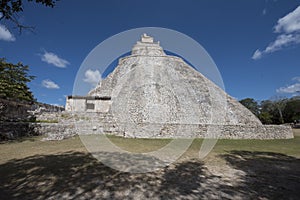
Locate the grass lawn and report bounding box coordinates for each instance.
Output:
[0,129,299,199]
[1,129,300,164]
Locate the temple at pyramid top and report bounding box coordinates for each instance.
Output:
[141,33,154,43]
[131,33,166,56]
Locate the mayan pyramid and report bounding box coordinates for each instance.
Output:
[83,34,291,139]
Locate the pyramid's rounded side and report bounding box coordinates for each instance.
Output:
[89,55,294,139]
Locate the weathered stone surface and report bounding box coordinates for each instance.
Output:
[0,98,34,122]
[32,112,293,140]
[64,34,293,139]
[89,35,262,127]
[35,123,77,141]
[0,98,66,140]
[0,122,40,140]
[1,110,290,140]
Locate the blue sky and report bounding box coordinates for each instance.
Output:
[1,0,300,106]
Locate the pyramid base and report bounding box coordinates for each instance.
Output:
[33,120,294,140]
[113,123,293,139]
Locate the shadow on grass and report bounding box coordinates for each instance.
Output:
[0,135,38,144]
[1,150,299,199]
[221,151,300,200]
[0,151,226,199]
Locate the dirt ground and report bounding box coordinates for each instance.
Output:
[0,130,300,199]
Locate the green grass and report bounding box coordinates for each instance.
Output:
[34,119,59,123]
[0,136,86,164]
[1,129,299,199]
[106,134,172,153]
[106,130,300,158]
[213,136,300,156]
[1,129,299,164]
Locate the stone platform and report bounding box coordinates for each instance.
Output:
[32,112,293,140]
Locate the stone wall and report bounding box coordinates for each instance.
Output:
[34,123,77,141]
[32,102,64,113]
[0,110,294,141]
[154,124,293,139]
[30,111,293,140]
[0,98,65,140]
[0,98,64,122]
[72,122,293,140]
[0,98,34,122]
[0,122,39,140]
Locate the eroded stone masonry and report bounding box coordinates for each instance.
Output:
[58,34,292,139]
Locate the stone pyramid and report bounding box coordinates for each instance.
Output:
[86,34,292,139]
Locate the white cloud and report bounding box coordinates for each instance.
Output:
[42,79,60,89]
[292,76,300,82]
[266,34,300,52]
[41,51,70,68]
[277,76,300,94]
[274,6,300,33]
[262,8,267,15]
[83,69,101,87]
[276,83,300,94]
[252,49,262,60]
[0,24,15,42]
[252,6,300,59]
[51,103,64,107]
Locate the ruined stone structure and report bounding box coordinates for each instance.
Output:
[0,99,65,140]
[65,34,293,139]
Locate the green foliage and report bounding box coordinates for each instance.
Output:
[0,58,35,102]
[258,112,273,124]
[0,0,58,32]
[35,119,58,123]
[239,98,259,116]
[60,113,71,119]
[283,97,300,122]
[0,0,56,19]
[271,97,287,124]
[240,96,300,125]
[260,100,277,124]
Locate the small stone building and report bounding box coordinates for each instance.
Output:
[66,96,111,113]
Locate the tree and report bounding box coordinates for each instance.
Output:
[259,100,275,124]
[258,112,273,124]
[283,97,300,123]
[271,96,287,124]
[0,58,35,102]
[239,98,259,117]
[0,0,58,32]
[240,96,300,125]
